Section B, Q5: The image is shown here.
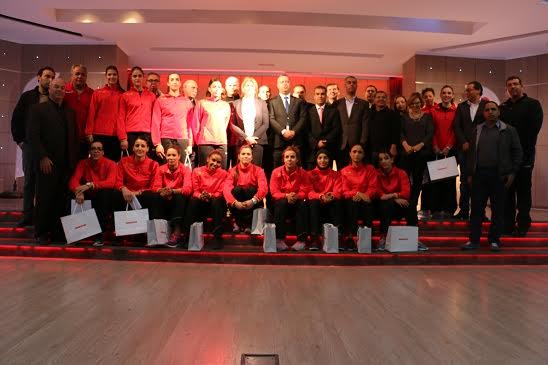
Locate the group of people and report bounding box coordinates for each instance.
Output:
[10,63,543,252]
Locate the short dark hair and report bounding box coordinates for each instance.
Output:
[506,76,522,85]
[421,87,435,96]
[37,66,55,77]
[89,140,104,149]
[467,81,483,96]
[133,135,150,148]
[366,84,378,92]
[165,145,181,155]
[294,84,306,92]
[147,72,160,80]
[344,76,357,82]
[314,85,327,92]
[484,100,499,109]
[130,66,144,76]
[376,90,388,97]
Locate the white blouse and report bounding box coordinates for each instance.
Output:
[241,97,256,137]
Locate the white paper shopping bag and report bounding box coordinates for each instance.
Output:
[147,219,170,246]
[263,223,277,252]
[61,204,102,244]
[427,156,459,182]
[251,208,268,235]
[114,204,149,236]
[184,154,193,170]
[386,226,418,252]
[357,226,372,253]
[322,223,339,253]
[70,199,92,213]
[188,222,204,251]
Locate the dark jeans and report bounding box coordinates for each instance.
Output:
[161,138,190,165]
[113,190,162,220]
[229,186,260,227]
[160,194,188,228]
[469,167,506,244]
[21,143,35,222]
[182,197,226,237]
[34,166,69,238]
[93,135,120,162]
[197,144,227,169]
[504,166,533,232]
[79,189,115,231]
[271,199,308,240]
[309,199,342,236]
[378,199,418,235]
[457,149,470,214]
[343,199,372,235]
[400,152,427,214]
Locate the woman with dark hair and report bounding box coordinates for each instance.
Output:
[269,146,310,251]
[340,144,377,251]
[192,78,231,168]
[223,144,268,233]
[114,136,161,221]
[154,145,192,247]
[182,150,228,249]
[307,149,342,250]
[430,85,458,219]
[400,92,434,222]
[393,95,408,117]
[376,151,428,251]
[230,77,270,165]
[86,65,124,161]
[117,66,156,156]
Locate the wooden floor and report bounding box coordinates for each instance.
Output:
[0,259,547,365]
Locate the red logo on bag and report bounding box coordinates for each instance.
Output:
[437,167,447,171]
[125,221,138,224]
[398,238,408,240]
[75,224,87,229]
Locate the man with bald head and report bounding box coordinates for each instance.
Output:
[183,79,198,106]
[28,78,79,243]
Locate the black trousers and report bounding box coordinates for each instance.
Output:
[197,144,227,169]
[34,166,69,238]
[79,189,115,231]
[457,149,471,214]
[469,167,506,244]
[271,199,308,240]
[504,166,533,232]
[21,142,35,222]
[400,152,427,216]
[93,135,120,162]
[229,186,260,227]
[113,190,162,220]
[429,151,457,213]
[342,200,372,235]
[182,197,225,237]
[309,199,342,236]
[378,199,418,235]
[160,194,188,227]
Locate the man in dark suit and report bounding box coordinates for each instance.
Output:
[11,66,56,227]
[336,76,369,167]
[269,74,307,167]
[453,81,487,220]
[306,85,341,169]
[28,78,79,243]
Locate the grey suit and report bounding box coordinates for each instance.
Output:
[231,98,270,165]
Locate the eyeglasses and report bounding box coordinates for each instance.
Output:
[90,147,103,151]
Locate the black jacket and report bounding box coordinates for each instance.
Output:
[500,94,543,167]
[466,121,523,177]
[268,95,307,149]
[454,99,487,148]
[336,96,369,150]
[307,103,341,158]
[11,86,44,144]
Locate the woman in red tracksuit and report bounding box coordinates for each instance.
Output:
[269,146,310,251]
[340,144,377,251]
[377,151,428,251]
[69,140,117,246]
[114,136,161,221]
[182,150,228,249]
[117,66,156,157]
[307,149,342,250]
[154,145,192,247]
[85,65,124,161]
[223,144,268,234]
[429,85,458,219]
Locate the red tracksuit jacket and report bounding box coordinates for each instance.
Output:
[69,157,117,191]
[223,163,268,204]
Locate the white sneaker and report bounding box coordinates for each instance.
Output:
[276,239,289,251]
[292,241,306,251]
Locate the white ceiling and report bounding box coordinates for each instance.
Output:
[1,0,548,77]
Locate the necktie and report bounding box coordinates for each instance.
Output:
[284,96,289,113]
[318,106,323,123]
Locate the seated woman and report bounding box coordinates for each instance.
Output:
[114,136,161,225]
[269,146,310,251]
[340,144,377,251]
[223,144,268,234]
[377,151,428,251]
[153,145,192,247]
[182,150,228,249]
[69,140,117,246]
[307,149,342,250]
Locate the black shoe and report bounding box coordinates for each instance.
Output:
[35,235,50,245]
[490,242,501,252]
[514,228,528,237]
[92,234,104,247]
[308,237,321,251]
[454,211,469,220]
[461,241,479,251]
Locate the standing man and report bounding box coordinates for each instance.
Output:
[326,83,340,105]
[336,76,369,166]
[28,78,79,243]
[306,85,341,169]
[64,64,94,159]
[453,81,487,220]
[258,85,271,102]
[224,76,240,168]
[462,101,522,252]
[183,79,198,105]
[11,66,56,227]
[146,72,162,98]
[224,76,240,101]
[365,85,377,109]
[269,74,307,168]
[366,90,400,164]
[500,76,544,236]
